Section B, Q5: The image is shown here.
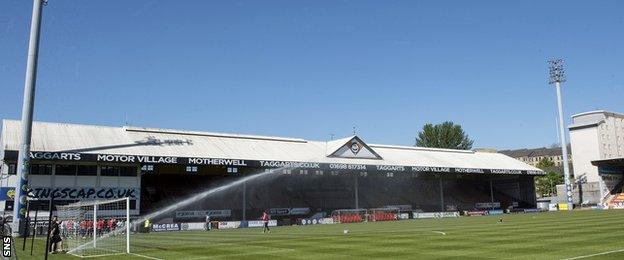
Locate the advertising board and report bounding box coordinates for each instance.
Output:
[180,223,206,231]
[153,223,181,232]
[488,210,504,215]
[475,202,500,209]
[548,204,558,211]
[218,221,241,229]
[300,218,335,225]
[413,212,459,219]
[175,210,231,219]
[398,213,410,220]
[465,211,488,216]
[247,220,277,228]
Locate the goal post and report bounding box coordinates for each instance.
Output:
[57,197,131,257]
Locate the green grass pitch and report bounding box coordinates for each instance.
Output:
[16,210,624,259]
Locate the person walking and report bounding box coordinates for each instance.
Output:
[49,216,63,254]
[261,211,271,234]
[205,214,211,231]
[144,219,151,233]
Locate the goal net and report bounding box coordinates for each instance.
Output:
[331,209,367,223]
[56,198,130,258]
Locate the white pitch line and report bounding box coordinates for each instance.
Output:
[432,231,446,235]
[563,248,624,260]
[129,252,165,260]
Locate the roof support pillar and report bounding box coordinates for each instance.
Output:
[439,176,445,212]
[242,180,246,222]
[354,174,359,209]
[490,177,495,210]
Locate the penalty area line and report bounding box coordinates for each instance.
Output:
[563,248,624,260]
[129,252,165,260]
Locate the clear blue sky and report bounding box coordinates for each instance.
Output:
[1,0,622,150]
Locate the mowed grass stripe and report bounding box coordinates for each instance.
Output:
[130,217,620,260]
[15,210,624,259]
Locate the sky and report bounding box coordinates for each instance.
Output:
[1,0,623,150]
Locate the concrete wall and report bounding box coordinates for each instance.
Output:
[557,182,601,205]
[570,126,601,182]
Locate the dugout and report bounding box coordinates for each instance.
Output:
[0,120,543,221]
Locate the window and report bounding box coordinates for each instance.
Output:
[8,164,17,175]
[4,200,13,210]
[186,166,198,173]
[227,167,238,173]
[101,166,137,176]
[141,165,154,172]
[30,164,52,175]
[119,166,137,176]
[77,165,97,176]
[55,165,77,175]
[100,166,116,176]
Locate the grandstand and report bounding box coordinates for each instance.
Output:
[0,120,543,225]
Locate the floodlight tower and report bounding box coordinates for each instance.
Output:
[13,0,46,236]
[548,59,573,211]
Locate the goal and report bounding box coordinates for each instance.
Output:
[56,198,130,258]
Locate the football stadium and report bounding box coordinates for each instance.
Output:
[3,120,624,259]
[2,119,618,259]
[1,119,541,219]
[4,0,624,258]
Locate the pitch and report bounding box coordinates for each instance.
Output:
[19,210,624,259]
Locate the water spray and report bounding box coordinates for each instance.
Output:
[68,166,289,254]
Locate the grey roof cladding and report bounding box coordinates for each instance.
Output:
[499,146,570,158]
[1,119,542,173]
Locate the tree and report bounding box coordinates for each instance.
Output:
[534,158,564,197]
[415,121,474,150]
[536,157,556,170]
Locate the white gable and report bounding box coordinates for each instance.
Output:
[328,136,381,159]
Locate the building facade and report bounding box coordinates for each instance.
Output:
[499,147,572,168]
[568,110,624,207]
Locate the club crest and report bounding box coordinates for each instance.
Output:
[349,142,362,155]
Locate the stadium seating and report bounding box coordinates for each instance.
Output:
[332,213,363,223]
[607,193,624,208]
[140,172,538,222]
[367,212,397,222]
